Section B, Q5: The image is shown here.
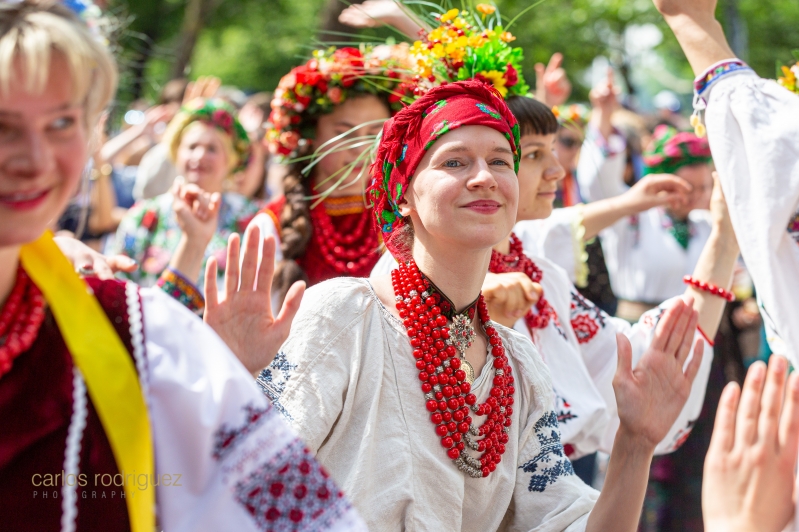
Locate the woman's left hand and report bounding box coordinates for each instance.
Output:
[172,181,221,248]
[613,297,704,448]
[204,224,306,375]
[54,236,138,279]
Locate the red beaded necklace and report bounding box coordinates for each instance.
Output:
[0,267,46,379]
[489,233,555,331]
[309,194,380,276]
[391,259,514,479]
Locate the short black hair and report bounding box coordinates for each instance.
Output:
[506,95,558,137]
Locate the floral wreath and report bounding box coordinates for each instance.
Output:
[165,98,251,173]
[777,51,799,95]
[552,103,591,127]
[266,45,414,157]
[408,5,530,99]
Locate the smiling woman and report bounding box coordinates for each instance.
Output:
[213,80,712,532]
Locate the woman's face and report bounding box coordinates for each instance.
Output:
[670,163,713,219]
[555,125,583,172]
[0,56,88,248]
[401,125,518,255]
[312,94,390,197]
[516,132,565,221]
[175,122,231,194]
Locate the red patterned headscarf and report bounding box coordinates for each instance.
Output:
[367,80,520,260]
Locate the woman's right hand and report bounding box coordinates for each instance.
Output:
[620,173,692,214]
[703,356,799,532]
[172,180,221,249]
[482,272,542,328]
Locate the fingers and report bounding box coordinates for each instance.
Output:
[547,52,563,73]
[650,299,684,352]
[615,333,633,381]
[648,174,693,195]
[204,257,219,315]
[779,372,799,458]
[663,297,694,357]
[683,337,704,383]
[239,224,261,292]
[257,235,278,298]
[676,306,699,366]
[707,381,741,455]
[225,233,241,295]
[734,361,767,448]
[106,255,138,274]
[274,280,307,341]
[758,356,789,447]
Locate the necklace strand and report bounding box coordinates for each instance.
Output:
[310,196,379,275]
[392,260,514,478]
[0,267,46,379]
[489,234,555,331]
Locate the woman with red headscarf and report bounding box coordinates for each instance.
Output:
[212,80,706,531]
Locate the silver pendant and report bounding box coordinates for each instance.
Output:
[448,314,477,384]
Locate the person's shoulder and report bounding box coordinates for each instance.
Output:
[292,277,381,330]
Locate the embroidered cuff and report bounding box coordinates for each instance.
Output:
[570,205,589,288]
[157,267,205,315]
[694,59,752,96]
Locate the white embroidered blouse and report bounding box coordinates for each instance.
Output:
[703,67,799,364]
[258,277,598,532]
[133,285,364,532]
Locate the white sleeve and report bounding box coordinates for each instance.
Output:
[569,290,713,455]
[704,70,799,364]
[139,286,366,532]
[575,126,628,203]
[514,207,588,287]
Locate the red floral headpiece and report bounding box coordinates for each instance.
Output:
[266,45,414,157]
[367,80,520,260]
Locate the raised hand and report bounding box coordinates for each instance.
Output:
[182,76,221,107]
[482,271,542,328]
[172,180,221,248]
[703,357,799,532]
[339,0,424,38]
[621,173,692,213]
[534,53,572,107]
[613,297,704,447]
[204,224,306,375]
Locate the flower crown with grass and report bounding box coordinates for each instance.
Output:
[777,51,799,95]
[266,45,414,158]
[408,4,530,99]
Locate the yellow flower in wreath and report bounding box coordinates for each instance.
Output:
[479,70,508,97]
[440,8,459,23]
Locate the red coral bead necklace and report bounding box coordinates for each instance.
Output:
[310,192,379,275]
[0,267,46,380]
[489,233,555,331]
[392,259,514,478]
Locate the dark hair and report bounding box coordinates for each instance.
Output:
[506,96,558,137]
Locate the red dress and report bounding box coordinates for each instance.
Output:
[0,279,137,531]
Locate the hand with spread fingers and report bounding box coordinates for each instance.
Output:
[482,271,542,328]
[338,0,424,38]
[204,225,306,375]
[613,297,705,447]
[622,173,692,213]
[702,357,799,532]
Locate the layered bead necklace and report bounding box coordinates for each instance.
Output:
[310,194,380,275]
[0,267,46,379]
[392,260,514,479]
[489,233,555,331]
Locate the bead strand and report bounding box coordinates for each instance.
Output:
[392,260,514,478]
[683,275,735,302]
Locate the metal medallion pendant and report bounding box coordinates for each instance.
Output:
[449,314,477,383]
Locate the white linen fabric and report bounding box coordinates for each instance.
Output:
[575,128,713,303]
[703,69,799,364]
[137,286,365,532]
[371,253,712,460]
[259,277,598,532]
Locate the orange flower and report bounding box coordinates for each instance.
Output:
[476,4,496,16]
[499,31,516,43]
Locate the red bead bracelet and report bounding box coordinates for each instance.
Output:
[683,275,735,302]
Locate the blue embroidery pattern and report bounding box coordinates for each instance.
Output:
[520,411,575,492]
[257,351,296,421]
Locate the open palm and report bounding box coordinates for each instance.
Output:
[613,298,705,447]
[204,225,305,375]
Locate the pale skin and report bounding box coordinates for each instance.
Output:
[217,123,705,530]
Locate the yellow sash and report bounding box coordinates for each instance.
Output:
[19,232,154,532]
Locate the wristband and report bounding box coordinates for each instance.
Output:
[683,275,735,302]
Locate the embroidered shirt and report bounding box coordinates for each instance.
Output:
[259,277,598,532]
